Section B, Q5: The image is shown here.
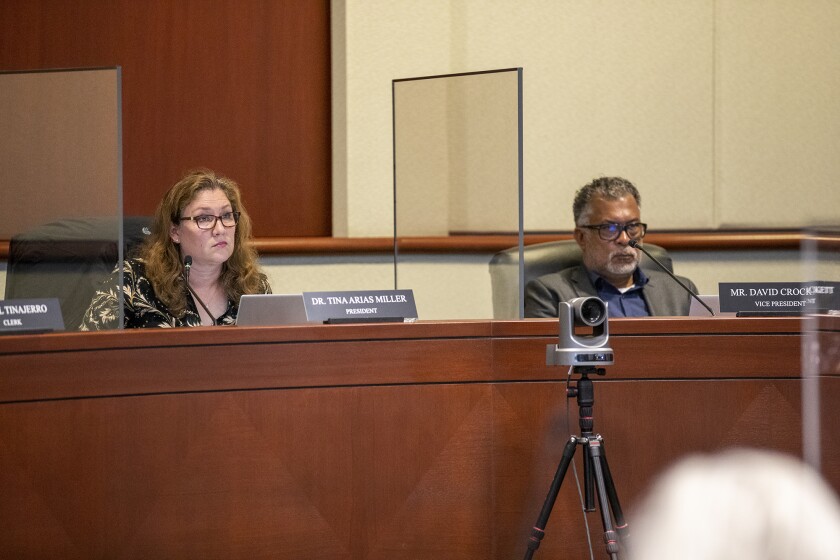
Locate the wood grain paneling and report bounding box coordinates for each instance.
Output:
[0,318,837,558]
[0,0,331,237]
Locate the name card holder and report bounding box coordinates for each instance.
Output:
[324,317,406,324]
[303,290,418,324]
[0,298,65,334]
[719,281,839,316]
[733,310,806,318]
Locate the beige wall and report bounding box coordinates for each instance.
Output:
[332,0,840,236]
[393,70,522,235]
[319,0,840,319]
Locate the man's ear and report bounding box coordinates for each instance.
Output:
[573,227,585,248]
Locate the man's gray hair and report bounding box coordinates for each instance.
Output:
[573,177,641,225]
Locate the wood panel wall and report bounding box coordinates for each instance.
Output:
[0,0,331,237]
[1,318,837,558]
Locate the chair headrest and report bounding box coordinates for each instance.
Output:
[490,239,673,286]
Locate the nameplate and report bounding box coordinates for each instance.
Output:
[719,282,840,313]
[0,298,65,334]
[303,290,418,323]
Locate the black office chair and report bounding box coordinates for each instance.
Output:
[4,216,152,330]
[488,239,673,319]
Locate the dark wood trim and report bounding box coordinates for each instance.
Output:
[0,317,826,403]
[248,230,828,255]
[257,230,816,255]
[1,230,834,260]
[648,231,806,249]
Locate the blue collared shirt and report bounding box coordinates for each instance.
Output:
[587,268,651,318]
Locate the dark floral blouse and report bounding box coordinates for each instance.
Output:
[80,258,272,330]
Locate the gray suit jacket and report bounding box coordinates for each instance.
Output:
[524,266,698,318]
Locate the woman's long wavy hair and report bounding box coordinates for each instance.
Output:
[141,169,266,317]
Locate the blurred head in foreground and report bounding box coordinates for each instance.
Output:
[629,448,840,560]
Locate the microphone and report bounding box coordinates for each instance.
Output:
[183,255,192,284]
[182,255,216,325]
[628,239,715,316]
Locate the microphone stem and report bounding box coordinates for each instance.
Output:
[183,258,217,325]
[631,241,715,316]
[187,284,218,326]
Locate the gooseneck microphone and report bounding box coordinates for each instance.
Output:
[183,255,217,325]
[183,255,193,283]
[628,239,715,316]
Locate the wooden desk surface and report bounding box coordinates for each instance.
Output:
[1,317,837,559]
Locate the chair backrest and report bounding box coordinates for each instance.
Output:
[5,216,152,330]
[488,239,673,319]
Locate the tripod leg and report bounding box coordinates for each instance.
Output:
[598,441,629,541]
[523,436,578,560]
[587,440,620,560]
[583,443,595,511]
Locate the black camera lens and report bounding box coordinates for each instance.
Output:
[578,298,605,326]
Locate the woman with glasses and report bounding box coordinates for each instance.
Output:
[81,169,271,329]
[525,176,697,318]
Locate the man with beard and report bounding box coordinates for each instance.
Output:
[524,176,697,317]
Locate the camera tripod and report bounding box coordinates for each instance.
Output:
[523,366,629,560]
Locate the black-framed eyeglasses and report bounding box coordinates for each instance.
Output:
[578,222,647,241]
[179,211,240,230]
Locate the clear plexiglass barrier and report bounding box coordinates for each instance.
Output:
[392,68,523,320]
[1,68,125,331]
[800,226,840,477]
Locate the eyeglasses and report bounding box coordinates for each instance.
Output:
[179,211,240,230]
[578,222,647,241]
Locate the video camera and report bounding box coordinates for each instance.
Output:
[546,297,614,367]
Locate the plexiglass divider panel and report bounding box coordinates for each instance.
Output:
[801,226,840,480]
[0,68,124,330]
[392,68,523,320]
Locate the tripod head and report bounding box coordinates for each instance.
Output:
[566,366,607,437]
